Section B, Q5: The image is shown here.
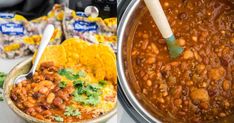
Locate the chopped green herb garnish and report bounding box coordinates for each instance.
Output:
[58,69,86,80]
[58,69,78,80]
[77,70,86,78]
[64,106,81,116]
[0,72,7,88]
[73,83,101,106]
[73,80,84,88]
[98,80,107,86]
[53,115,64,122]
[59,81,67,89]
[0,96,3,101]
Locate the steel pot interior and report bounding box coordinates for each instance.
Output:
[117,0,234,123]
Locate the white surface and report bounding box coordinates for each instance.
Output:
[0,56,117,123]
[118,104,135,123]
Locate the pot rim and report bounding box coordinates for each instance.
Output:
[117,0,160,123]
[3,57,117,123]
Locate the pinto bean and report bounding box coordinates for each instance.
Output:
[53,97,63,107]
[39,87,48,94]
[183,49,194,59]
[190,88,209,102]
[26,107,35,115]
[209,67,225,80]
[222,80,231,91]
[46,93,55,104]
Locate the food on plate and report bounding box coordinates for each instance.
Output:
[10,38,117,122]
[0,4,63,59]
[63,8,117,51]
[130,0,233,122]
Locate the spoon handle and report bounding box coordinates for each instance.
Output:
[144,0,173,39]
[30,24,55,74]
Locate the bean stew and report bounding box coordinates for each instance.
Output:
[10,62,116,122]
[131,0,233,122]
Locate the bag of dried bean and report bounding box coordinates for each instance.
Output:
[0,13,32,59]
[0,4,64,59]
[63,6,117,52]
[26,4,64,53]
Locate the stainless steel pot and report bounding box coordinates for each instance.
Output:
[118,0,162,122]
[117,0,234,123]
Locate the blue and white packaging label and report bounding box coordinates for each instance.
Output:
[0,13,15,19]
[73,20,98,32]
[0,22,24,35]
[76,12,87,17]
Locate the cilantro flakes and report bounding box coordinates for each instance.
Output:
[52,115,63,122]
[64,106,81,117]
[58,69,78,80]
[73,83,101,106]
[58,69,86,80]
[59,81,67,89]
[77,70,86,78]
[98,80,107,86]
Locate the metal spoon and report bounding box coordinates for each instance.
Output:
[14,24,55,84]
[144,0,184,58]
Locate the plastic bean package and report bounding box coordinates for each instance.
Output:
[63,7,117,52]
[28,4,64,52]
[0,13,32,58]
[0,4,64,59]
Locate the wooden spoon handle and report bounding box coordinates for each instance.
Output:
[144,0,173,39]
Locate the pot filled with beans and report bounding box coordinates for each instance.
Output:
[118,0,234,122]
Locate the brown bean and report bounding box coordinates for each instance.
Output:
[42,110,52,116]
[39,87,48,94]
[10,93,18,101]
[200,102,209,110]
[157,97,165,103]
[222,80,231,91]
[192,36,198,42]
[32,92,41,99]
[219,112,226,117]
[190,88,209,102]
[57,90,69,101]
[209,67,225,80]
[46,93,55,104]
[143,34,149,39]
[183,50,194,59]
[186,80,193,86]
[146,57,156,64]
[35,114,44,120]
[147,80,152,87]
[174,99,182,107]
[23,101,34,108]
[58,104,66,110]
[151,43,159,54]
[53,97,63,107]
[39,103,50,110]
[26,107,35,114]
[178,111,186,116]
[35,107,42,113]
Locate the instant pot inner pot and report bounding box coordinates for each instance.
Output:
[120,1,234,123]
